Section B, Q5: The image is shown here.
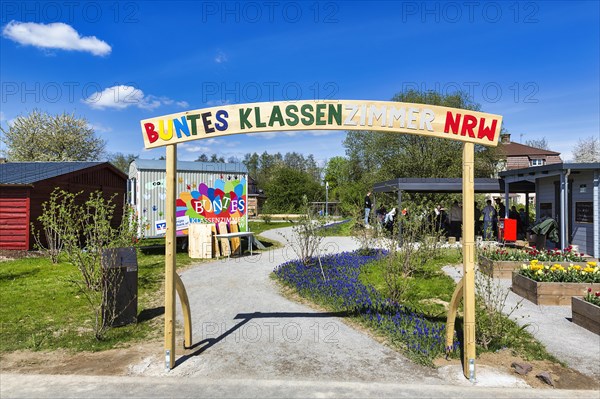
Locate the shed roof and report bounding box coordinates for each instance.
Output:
[499,162,600,184]
[0,162,105,184]
[132,159,248,174]
[373,178,535,194]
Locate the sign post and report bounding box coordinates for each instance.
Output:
[462,142,476,380]
[164,144,177,370]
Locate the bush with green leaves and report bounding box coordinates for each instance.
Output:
[31,189,73,263]
[36,189,141,339]
[475,271,526,350]
[376,204,443,303]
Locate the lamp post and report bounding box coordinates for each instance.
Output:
[325,181,329,217]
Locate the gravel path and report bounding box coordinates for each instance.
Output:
[443,265,600,379]
[132,227,445,384]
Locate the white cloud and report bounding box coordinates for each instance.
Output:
[214,50,228,64]
[254,131,299,139]
[2,20,111,56]
[206,99,231,106]
[251,130,343,139]
[87,122,113,133]
[306,130,342,137]
[181,144,211,153]
[83,85,188,110]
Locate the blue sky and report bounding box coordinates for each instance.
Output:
[1,1,599,163]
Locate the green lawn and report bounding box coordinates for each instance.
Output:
[248,221,294,235]
[0,247,194,353]
[360,249,460,318]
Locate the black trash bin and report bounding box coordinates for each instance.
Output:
[101,247,138,327]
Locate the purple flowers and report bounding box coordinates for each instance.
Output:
[274,249,457,364]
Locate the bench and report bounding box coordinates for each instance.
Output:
[188,223,265,259]
[214,231,256,256]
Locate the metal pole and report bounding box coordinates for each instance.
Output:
[462,142,476,381]
[560,171,566,249]
[593,171,599,258]
[325,181,329,217]
[164,144,177,370]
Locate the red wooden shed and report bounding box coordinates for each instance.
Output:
[0,162,127,250]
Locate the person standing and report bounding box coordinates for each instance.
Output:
[495,197,506,219]
[364,191,372,227]
[474,201,482,236]
[482,199,497,240]
[449,200,463,240]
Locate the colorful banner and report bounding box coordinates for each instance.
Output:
[176,177,247,234]
[141,100,503,149]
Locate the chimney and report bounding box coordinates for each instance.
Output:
[500,133,511,144]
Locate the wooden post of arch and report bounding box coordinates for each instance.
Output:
[462,142,476,380]
[164,144,177,370]
[164,144,193,370]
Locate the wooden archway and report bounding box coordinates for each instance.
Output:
[140,99,502,380]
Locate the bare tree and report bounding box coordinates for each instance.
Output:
[525,137,550,150]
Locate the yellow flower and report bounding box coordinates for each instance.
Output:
[587,261,597,267]
[550,264,565,272]
[530,263,543,271]
[571,265,582,271]
[531,259,539,265]
[583,267,595,273]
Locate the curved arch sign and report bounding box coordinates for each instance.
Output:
[143,99,502,380]
[141,100,502,149]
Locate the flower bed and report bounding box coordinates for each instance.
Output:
[512,261,600,305]
[572,295,600,335]
[273,250,454,364]
[478,247,591,279]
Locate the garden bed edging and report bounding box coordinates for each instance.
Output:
[511,272,600,306]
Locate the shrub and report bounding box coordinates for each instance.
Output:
[38,189,141,340]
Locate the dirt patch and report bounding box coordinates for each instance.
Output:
[0,342,162,376]
[434,349,600,390]
[0,250,44,262]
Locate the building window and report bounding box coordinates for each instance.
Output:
[530,158,545,166]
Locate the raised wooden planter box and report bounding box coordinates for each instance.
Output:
[480,256,592,280]
[479,256,522,279]
[571,297,600,335]
[511,272,600,306]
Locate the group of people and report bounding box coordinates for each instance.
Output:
[431,198,528,241]
[364,191,400,234]
[364,191,529,240]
